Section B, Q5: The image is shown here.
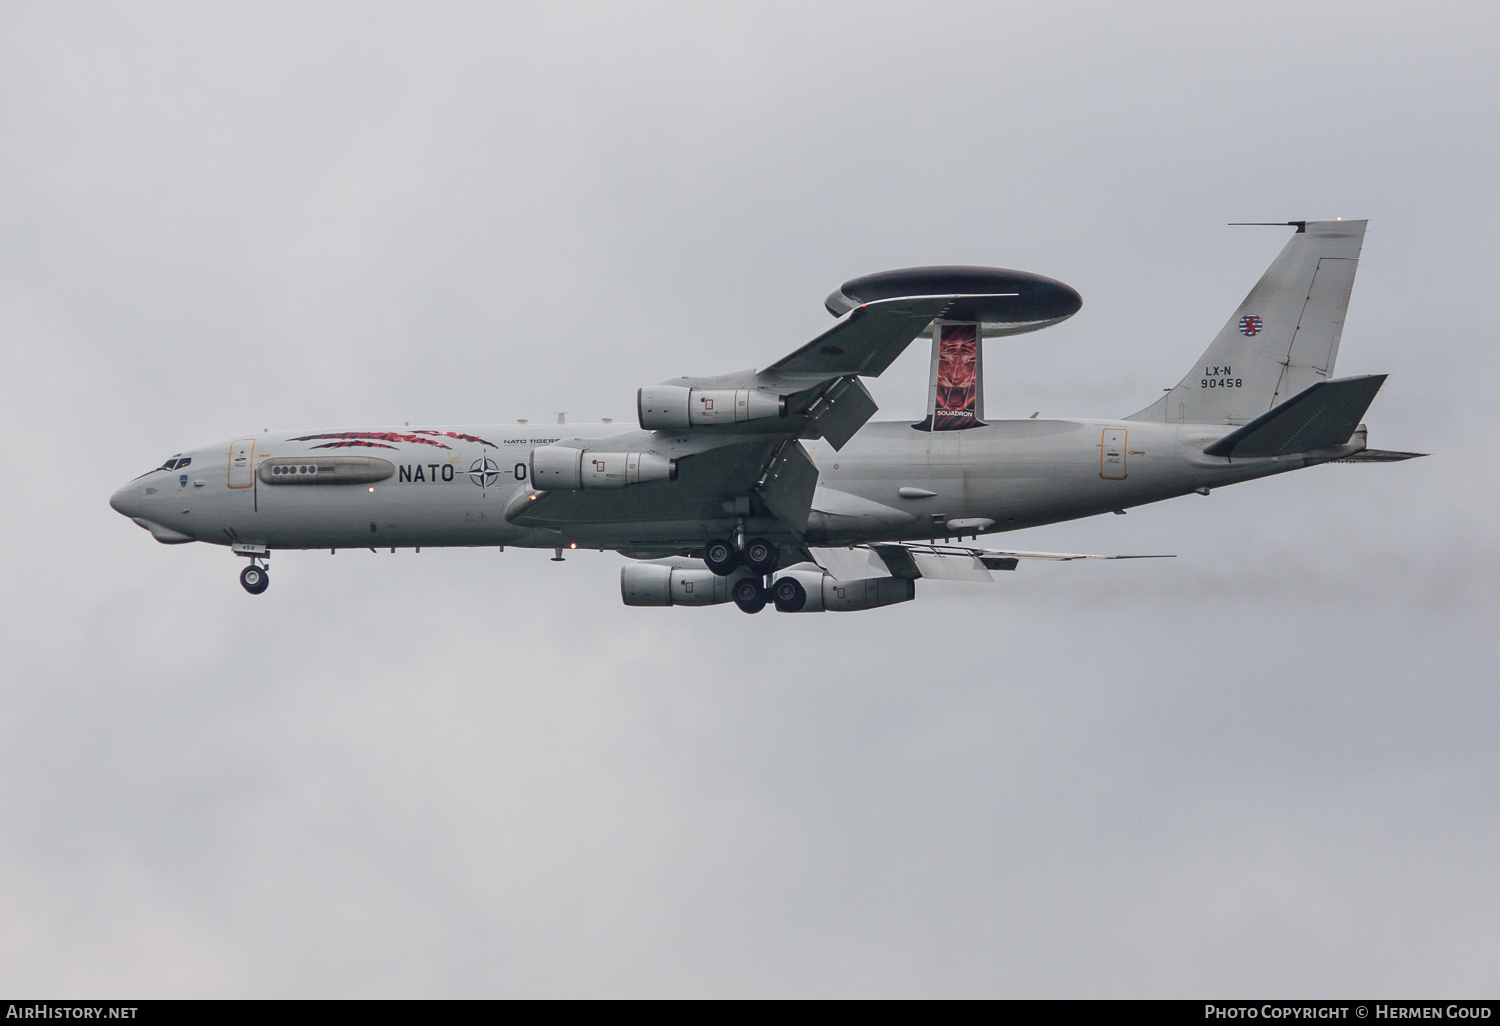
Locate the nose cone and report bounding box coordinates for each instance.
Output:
[110,481,142,519]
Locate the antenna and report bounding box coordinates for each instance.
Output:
[1228,221,1306,233]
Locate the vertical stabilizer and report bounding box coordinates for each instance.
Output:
[1129,220,1367,425]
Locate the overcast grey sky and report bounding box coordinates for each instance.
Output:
[1,0,1497,997]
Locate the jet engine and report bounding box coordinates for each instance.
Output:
[621,560,754,606]
[621,559,915,613]
[637,385,786,430]
[531,446,676,490]
[768,566,915,612]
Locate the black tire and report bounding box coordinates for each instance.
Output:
[240,565,269,595]
[742,537,779,574]
[771,576,807,612]
[731,577,767,614]
[704,538,739,576]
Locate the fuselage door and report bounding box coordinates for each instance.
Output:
[1101,429,1127,479]
[228,438,256,488]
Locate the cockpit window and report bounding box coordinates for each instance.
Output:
[135,454,190,479]
[134,455,179,479]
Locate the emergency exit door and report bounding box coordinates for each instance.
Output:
[1100,429,1127,479]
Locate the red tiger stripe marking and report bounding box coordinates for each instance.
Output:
[290,431,451,448]
[309,440,399,450]
[414,430,500,447]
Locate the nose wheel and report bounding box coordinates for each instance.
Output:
[239,563,269,595]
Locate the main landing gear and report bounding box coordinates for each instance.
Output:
[730,574,809,615]
[704,535,779,576]
[731,576,767,614]
[704,538,738,575]
[705,531,781,614]
[239,562,269,595]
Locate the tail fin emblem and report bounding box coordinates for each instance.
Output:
[1238,315,1263,336]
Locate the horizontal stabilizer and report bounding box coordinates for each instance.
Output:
[1203,374,1386,458]
[1332,449,1428,463]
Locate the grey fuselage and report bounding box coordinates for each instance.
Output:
[108,418,1353,554]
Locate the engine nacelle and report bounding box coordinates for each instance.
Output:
[621,561,752,606]
[637,385,786,430]
[531,446,676,491]
[770,566,915,612]
[623,560,915,612]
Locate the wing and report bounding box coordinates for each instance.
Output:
[762,295,959,380]
[808,542,1175,582]
[1331,449,1428,463]
[504,430,823,537]
[504,434,782,529]
[513,295,1007,536]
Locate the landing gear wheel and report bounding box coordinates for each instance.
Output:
[704,538,739,576]
[771,576,807,612]
[240,564,269,595]
[742,537,779,575]
[731,577,767,614]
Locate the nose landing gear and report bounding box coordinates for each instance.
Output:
[239,562,269,595]
[231,543,271,595]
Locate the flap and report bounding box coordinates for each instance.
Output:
[807,546,891,582]
[908,551,993,582]
[756,439,820,530]
[866,543,991,581]
[808,376,879,451]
